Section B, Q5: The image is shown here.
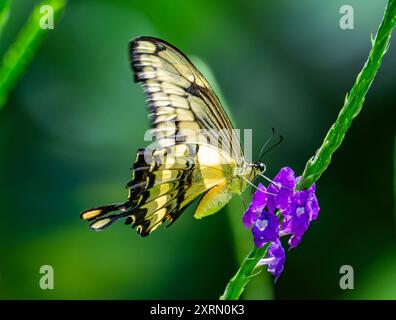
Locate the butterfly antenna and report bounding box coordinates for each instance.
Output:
[258,128,275,162]
[259,135,283,161]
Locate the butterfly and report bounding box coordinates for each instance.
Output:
[80,36,266,236]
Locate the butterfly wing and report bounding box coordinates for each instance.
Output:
[131,36,243,162]
[81,36,244,236]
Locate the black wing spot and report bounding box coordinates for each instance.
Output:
[186,84,201,97]
[154,42,166,53]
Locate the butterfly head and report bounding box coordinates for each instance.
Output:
[254,162,266,173]
[237,162,267,192]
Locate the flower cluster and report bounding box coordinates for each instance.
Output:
[243,167,319,281]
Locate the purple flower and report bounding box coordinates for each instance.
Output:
[266,167,296,213]
[251,183,268,210]
[257,239,285,282]
[243,166,320,281]
[251,210,280,248]
[281,181,320,249]
[242,183,268,228]
[243,183,280,248]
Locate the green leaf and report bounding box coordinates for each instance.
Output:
[0,0,67,110]
[0,0,10,39]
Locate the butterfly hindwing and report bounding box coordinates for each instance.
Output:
[84,145,211,236]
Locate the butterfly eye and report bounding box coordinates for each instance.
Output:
[258,163,266,172]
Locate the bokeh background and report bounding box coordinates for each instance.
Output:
[0,0,395,299]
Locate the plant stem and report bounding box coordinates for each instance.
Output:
[296,0,396,190]
[221,0,396,300]
[0,0,67,109]
[220,244,270,300]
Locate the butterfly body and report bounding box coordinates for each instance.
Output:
[81,36,265,236]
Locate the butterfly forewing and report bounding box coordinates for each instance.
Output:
[131,36,243,163]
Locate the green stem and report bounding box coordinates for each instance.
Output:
[0,0,67,109]
[296,0,396,190]
[221,0,396,300]
[220,244,270,300]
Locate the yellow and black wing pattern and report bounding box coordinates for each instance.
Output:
[81,36,243,236]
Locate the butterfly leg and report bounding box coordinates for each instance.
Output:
[239,194,247,211]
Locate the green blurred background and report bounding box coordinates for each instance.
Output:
[0,0,395,299]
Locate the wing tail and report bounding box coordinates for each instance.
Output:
[80,202,128,221]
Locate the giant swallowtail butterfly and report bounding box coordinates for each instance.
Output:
[81,36,266,236]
